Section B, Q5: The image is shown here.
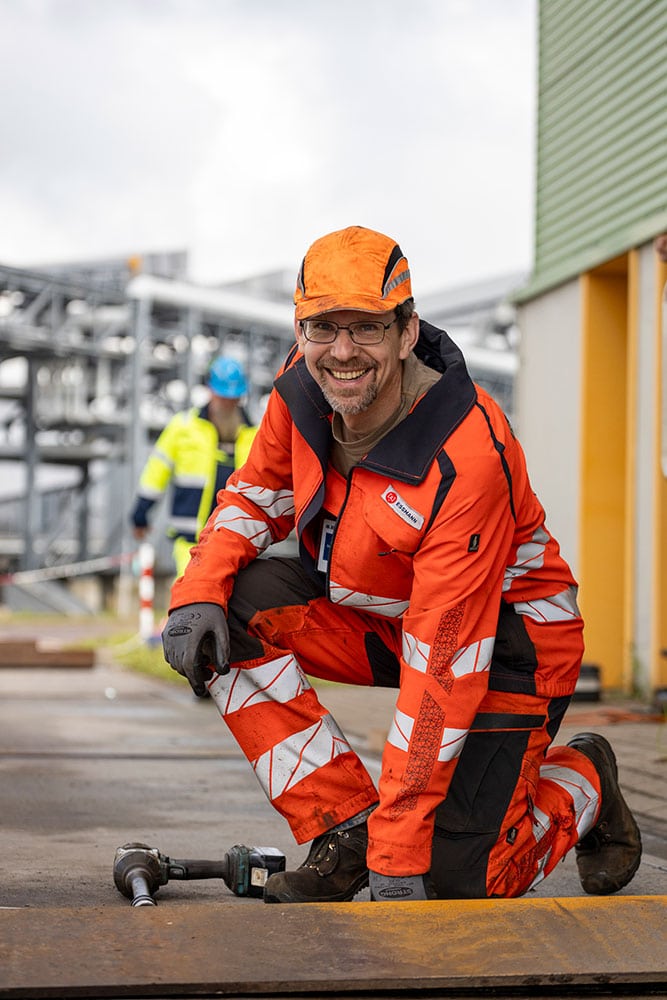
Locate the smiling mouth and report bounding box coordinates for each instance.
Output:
[327,367,371,382]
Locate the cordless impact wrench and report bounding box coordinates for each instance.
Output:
[113,841,286,906]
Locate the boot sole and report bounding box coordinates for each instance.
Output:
[264,871,369,904]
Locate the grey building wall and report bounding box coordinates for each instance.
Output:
[516,280,582,574]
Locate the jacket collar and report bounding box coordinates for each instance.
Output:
[274,320,477,485]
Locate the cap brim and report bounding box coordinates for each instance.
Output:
[295,293,402,321]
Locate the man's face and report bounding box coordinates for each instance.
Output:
[295,308,419,424]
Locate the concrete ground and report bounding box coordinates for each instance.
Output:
[1,615,665,910]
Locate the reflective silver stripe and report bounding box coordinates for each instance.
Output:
[329,583,409,618]
[526,803,553,889]
[252,714,351,801]
[525,766,598,891]
[437,728,468,762]
[137,486,163,501]
[383,267,410,297]
[450,637,495,677]
[532,803,551,844]
[387,707,467,762]
[173,473,207,489]
[169,515,198,533]
[387,707,414,752]
[227,481,295,518]
[527,851,552,891]
[403,630,493,679]
[213,505,273,551]
[208,654,310,715]
[402,630,431,673]
[539,763,599,839]
[152,446,174,469]
[513,586,581,624]
[502,526,549,592]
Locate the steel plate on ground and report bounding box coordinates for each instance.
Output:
[1,895,666,998]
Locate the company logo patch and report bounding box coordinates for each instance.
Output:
[468,533,481,553]
[166,625,192,637]
[381,486,424,530]
[378,886,414,898]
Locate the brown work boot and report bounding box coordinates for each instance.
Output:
[567,732,642,894]
[263,821,369,903]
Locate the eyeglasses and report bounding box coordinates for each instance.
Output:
[300,315,397,345]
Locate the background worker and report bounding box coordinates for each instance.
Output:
[161,226,641,904]
[130,355,257,579]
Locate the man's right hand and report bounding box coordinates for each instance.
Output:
[161,603,230,697]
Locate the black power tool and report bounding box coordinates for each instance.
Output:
[113,841,286,906]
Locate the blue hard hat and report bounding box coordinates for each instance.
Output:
[207,356,248,398]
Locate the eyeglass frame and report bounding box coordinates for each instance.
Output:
[299,313,398,345]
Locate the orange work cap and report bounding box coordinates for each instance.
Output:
[294,225,412,320]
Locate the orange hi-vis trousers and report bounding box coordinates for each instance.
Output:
[207,557,595,897]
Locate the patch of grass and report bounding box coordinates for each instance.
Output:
[110,636,338,693]
[75,629,135,650]
[113,638,189,687]
[1,608,342,694]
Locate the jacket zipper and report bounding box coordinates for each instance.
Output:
[324,468,355,596]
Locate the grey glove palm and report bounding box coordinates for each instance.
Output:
[162,603,230,697]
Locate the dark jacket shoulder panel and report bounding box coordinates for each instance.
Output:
[273,320,477,485]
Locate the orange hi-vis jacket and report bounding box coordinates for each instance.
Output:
[171,320,581,872]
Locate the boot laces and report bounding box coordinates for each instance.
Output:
[579,820,612,852]
[303,831,347,872]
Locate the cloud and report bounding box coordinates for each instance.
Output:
[0,0,219,259]
[0,0,535,291]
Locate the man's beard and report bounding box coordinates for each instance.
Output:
[317,366,378,415]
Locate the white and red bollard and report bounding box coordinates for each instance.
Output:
[137,542,155,642]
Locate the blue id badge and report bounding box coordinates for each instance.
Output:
[317,518,336,573]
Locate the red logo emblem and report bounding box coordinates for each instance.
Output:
[385,491,397,504]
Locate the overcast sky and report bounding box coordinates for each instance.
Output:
[0,0,537,297]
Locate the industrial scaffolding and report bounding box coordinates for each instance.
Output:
[0,253,521,611]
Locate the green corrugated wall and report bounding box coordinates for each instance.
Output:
[524,0,667,297]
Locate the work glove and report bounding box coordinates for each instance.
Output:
[369,871,436,902]
[161,603,230,697]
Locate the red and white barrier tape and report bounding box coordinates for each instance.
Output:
[0,547,156,642]
[0,551,133,587]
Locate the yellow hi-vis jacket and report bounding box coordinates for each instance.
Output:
[131,405,257,544]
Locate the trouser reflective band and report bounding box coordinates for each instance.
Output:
[527,805,553,888]
[252,713,352,801]
[208,653,309,714]
[538,763,599,838]
[524,762,599,891]
[208,652,377,842]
